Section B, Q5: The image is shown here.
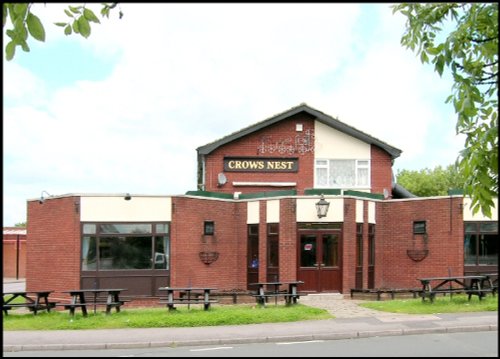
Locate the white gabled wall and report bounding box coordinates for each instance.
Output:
[314,120,370,159]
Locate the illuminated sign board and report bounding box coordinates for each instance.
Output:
[223,157,299,172]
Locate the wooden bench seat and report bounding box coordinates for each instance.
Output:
[159,299,218,305]
[351,288,423,300]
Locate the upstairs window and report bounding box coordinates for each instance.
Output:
[315,159,370,188]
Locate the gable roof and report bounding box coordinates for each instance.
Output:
[196,103,402,159]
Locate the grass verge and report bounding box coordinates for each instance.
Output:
[3,303,332,331]
[359,294,498,314]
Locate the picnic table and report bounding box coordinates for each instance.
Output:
[158,287,218,311]
[60,288,128,316]
[418,275,490,302]
[2,290,57,315]
[249,281,305,306]
[479,273,498,295]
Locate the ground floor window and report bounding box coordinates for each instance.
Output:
[81,223,170,271]
[464,222,498,266]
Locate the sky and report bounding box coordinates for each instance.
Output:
[3,3,465,226]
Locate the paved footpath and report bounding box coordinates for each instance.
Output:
[3,282,498,352]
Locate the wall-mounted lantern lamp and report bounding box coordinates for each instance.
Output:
[315,194,330,218]
[39,190,52,204]
[124,193,132,201]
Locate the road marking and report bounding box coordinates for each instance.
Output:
[190,346,233,352]
[276,340,324,345]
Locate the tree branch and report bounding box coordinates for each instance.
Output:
[467,36,498,44]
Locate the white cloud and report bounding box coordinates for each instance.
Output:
[3,3,463,226]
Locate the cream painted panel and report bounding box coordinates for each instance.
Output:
[247,201,260,224]
[368,201,376,224]
[315,120,370,159]
[296,198,344,222]
[81,197,171,222]
[266,200,280,223]
[356,200,364,223]
[463,197,498,221]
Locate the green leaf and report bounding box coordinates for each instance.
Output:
[72,19,80,34]
[83,8,100,24]
[13,3,28,18]
[3,4,7,27]
[77,16,91,38]
[26,13,45,42]
[64,24,72,35]
[64,9,74,18]
[20,40,30,52]
[54,22,67,27]
[69,5,83,14]
[5,41,16,61]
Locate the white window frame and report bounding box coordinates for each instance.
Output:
[314,159,371,189]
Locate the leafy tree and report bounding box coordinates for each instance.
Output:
[393,3,498,217]
[396,165,466,197]
[3,2,122,61]
[14,222,26,228]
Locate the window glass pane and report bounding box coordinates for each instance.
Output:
[329,160,355,186]
[358,160,369,166]
[478,234,498,265]
[368,224,375,265]
[464,233,477,265]
[204,221,215,235]
[81,236,97,270]
[248,236,259,268]
[356,234,363,267]
[480,223,498,233]
[83,224,96,234]
[413,221,426,234]
[465,223,478,233]
[155,224,169,234]
[316,167,328,186]
[99,224,152,234]
[248,224,259,235]
[300,235,316,267]
[316,160,328,166]
[323,234,338,267]
[268,237,279,267]
[268,223,279,234]
[99,236,152,269]
[154,236,169,269]
[357,167,369,186]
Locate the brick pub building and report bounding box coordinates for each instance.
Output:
[25,104,498,301]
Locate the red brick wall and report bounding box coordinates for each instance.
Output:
[375,197,464,289]
[279,198,297,283]
[203,117,395,197]
[341,198,356,293]
[3,234,27,278]
[26,197,81,293]
[370,145,393,196]
[258,201,268,283]
[171,196,247,291]
[203,114,316,195]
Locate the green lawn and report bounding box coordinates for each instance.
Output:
[3,303,332,331]
[4,294,497,331]
[359,294,498,314]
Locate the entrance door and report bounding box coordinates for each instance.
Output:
[297,232,342,292]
